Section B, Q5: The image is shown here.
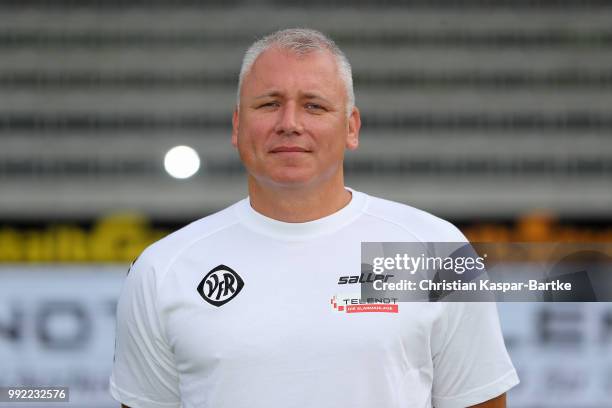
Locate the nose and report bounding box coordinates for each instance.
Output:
[274,101,303,136]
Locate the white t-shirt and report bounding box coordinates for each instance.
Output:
[110,188,519,408]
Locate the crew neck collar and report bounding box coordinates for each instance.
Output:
[234,187,368,241]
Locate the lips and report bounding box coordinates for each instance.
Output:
[269,146,311,153]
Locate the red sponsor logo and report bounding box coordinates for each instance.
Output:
[346,304,399,313]
[330,296,399,314]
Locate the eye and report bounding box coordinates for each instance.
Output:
[305,103,325,111]
[258,101,280,108]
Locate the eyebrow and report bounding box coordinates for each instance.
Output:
[253,91,332,105]
[254,91,283,100]
[302,92,332,104]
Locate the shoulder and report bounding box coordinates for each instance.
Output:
[134,201,242,274]
[361,192,467,243]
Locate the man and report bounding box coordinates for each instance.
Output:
[110,28,519,408]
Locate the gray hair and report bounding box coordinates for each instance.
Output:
[237,28,355,117]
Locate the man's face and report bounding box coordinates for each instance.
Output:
[232,47,360,189]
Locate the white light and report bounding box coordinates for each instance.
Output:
[164,145,201,179]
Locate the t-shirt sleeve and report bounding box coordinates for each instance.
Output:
[431,302,519,408]
[109,253,181,408]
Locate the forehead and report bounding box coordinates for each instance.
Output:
[242,47,344,98]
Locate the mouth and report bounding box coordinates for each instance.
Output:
[269,146,311,153]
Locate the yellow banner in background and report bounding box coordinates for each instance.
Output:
[464,213,612,243]
[0,214,169,263]
[0,212,611,263]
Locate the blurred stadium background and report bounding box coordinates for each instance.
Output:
[0,0,611,407]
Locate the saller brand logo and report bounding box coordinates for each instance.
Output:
[197,264,244,307]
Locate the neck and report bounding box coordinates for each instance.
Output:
[247,174,352,223]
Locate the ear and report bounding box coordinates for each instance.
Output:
[231,106,239,148]
[345,106,361,150]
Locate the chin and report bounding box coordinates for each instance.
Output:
[270,176,316,189]
[266,165,316,182]
[256,171,318,189]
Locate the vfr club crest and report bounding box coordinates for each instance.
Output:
[197,264,245,307]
